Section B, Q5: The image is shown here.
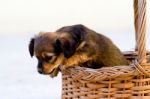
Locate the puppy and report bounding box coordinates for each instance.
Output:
[29,24,128,77]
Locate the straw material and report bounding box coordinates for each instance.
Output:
[62,74,150,99]
[61,0,149,98]
[62,52,150,99]
[134,0,147,64]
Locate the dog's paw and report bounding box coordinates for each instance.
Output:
[49,68,59,78]
[59,65,66,71]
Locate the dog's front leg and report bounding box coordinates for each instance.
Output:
[53,54,65,68]
[64,54,92,68]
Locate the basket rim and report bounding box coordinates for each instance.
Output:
[61,51,150,82]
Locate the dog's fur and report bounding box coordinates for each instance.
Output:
[29,24,128,77]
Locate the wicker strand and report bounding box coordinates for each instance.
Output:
[131,59,150,75]
[134,0,147,64]
[134,0,139,51]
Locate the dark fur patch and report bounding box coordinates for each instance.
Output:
[55,38,74,58]
[56,24,86,58]
[29,38,35,57]
[57,24,85,41]
[54,39,63,54]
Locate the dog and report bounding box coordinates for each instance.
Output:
[29,24,128,77]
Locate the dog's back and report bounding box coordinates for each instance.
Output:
[76,26,128,68]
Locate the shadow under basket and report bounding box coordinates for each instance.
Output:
[61,51,150,99]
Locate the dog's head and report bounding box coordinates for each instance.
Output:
[29,32,63,77]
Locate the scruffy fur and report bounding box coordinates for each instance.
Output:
[29,24,128,77]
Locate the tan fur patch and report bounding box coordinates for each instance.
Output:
[43,63,54,73]
[58,32,73,42]
[42,54,65,73]
[76,41,86,51]
[53,54,65,68]
[64,54,92,68]
[59,32,71,38]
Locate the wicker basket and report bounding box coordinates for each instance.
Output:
[61,0,150,99]
[62,52,150,99]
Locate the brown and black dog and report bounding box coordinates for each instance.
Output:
[29,24,128,77]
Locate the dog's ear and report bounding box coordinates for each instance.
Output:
[54,39,62,54]
[29,38,35,57]
[55,24,86,58]
[62,25,85,58]
[70,24,85,42]
[55,39,74,58]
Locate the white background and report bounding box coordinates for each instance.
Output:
[0,0,150,99]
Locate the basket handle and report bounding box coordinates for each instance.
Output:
[134,0,147,64]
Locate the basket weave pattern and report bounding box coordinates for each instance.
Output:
[62,73,150,99]
[62,52,150,99]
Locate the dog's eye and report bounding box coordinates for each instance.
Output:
[45,56,52,61]
[44,53,57,63]
[46,53,55,56]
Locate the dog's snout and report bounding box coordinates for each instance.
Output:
[38,68,43,74]
[37,61,43,74]
[38,61,43,68]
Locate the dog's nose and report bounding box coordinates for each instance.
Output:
[38,68,43,74]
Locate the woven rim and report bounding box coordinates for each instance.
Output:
[62,64,150,83]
